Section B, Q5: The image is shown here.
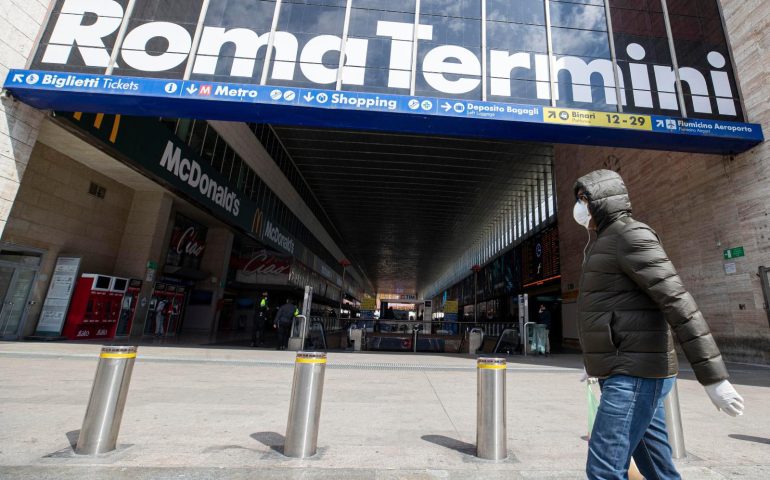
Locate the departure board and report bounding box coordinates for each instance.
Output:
[522,227,560,285]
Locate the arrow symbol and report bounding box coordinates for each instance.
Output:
[13,74,24,82]
[303,92,314,102]
[442,102,452,112]
[186,84,198,94]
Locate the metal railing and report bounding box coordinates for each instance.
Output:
[308,321,327,350]
[493,329,520,355]
[309,316,348,333]
[372,320,518,337]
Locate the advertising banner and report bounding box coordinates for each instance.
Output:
[58,111,261,235]
[232,248,292,286]
[166,214,207,271]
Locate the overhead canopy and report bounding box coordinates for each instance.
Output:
[269,126,553,293]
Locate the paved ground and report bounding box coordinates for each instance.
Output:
[1,341,769,479]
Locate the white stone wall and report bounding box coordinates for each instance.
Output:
[0,0,52,236]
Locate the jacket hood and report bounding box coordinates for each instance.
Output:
[573,170,632,232]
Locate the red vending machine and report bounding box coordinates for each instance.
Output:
[166,286,188,335]
[144,283,189,337]
[62,274,126,340]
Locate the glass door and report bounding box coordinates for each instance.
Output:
[0,267,37,339]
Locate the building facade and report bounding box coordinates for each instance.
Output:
[0,0,767,361]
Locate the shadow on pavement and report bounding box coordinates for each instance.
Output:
[65,430,79,450]
[251,432,285,455]
[421,435,476,457]
[678,364,770,389]
[729,434,770,445]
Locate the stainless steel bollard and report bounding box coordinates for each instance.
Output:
[664,380,686,459]
[284,351,327,458]
[76,346,137,455]
[476,357,507,460]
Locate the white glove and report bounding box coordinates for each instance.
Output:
[704,380,744,417]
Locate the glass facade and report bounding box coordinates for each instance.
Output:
[35,0,744,120]
[248,123,345,253]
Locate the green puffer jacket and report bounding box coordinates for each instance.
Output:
[575,170,728,386]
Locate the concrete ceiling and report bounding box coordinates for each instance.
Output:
[270,126,553,294]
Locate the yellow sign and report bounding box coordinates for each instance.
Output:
[544,108,652,131]
[361,297,377,311]
[444,300,458,314]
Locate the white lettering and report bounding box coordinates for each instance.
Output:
[553,57,624,105]
[36,7,740,117]
[121,22,192,72]
[193,27,270,77]
[626,44,654,109]
[301,35,343,85]
[678,67,712,114]
[654,66,680,111]
[158,142,243,219]
[42,0,123,67]
[707,52,736,116]
[423,45,481,95]
[489,51,530,97]
[376,21,433,89]
[160,141,182,175]
[179,158,191,181]
[264,221,295,254]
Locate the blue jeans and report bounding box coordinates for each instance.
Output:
[587,375,681,480]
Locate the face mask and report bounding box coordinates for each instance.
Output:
[573,200,592,229]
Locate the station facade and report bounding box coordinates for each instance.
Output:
[0,0,768,361]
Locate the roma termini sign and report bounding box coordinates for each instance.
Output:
[3,0,764,153]
[35,0,742,117]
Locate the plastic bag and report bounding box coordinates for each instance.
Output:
[586,380,601,435]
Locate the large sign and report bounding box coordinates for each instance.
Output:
[30,0,743,119]
[3,0,762,154]
[59,111,262,234]
[5,70,763,154]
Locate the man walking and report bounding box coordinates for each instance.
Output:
[573,170,744,480]
[274,298,299,351]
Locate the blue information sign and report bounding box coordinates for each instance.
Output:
[3,69,763,154]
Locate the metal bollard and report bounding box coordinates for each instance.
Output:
[412,325,419,353]
[476,357,507,460]
[76,346,137,455]
[664,380,686,459]
[284,352,327,458]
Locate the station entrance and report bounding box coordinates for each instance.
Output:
[1,0,765,359]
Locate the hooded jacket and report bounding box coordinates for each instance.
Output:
[575,170,728,386]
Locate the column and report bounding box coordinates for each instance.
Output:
[113,191,174,337]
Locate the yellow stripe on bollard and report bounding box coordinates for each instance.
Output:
[100,353,137,359]
[478,364,506,370]
[296,358,327,364]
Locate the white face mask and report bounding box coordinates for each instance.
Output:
[573,200,592,229]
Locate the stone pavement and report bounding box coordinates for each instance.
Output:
[1,341,769,479]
